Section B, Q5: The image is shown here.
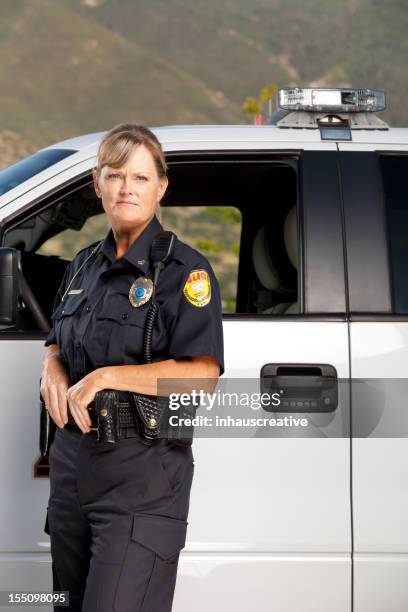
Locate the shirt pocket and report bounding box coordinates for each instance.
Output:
[95,292,150,365]
[51,293,87,320]
[50,293,87,352]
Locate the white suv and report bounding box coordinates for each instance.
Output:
[0,88,407,612]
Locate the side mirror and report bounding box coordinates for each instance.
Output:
[0,247,20,329]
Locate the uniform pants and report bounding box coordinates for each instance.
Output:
[44,426,194,612]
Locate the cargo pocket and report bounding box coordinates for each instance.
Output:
[113,513,188,612]
[155,443,195,499]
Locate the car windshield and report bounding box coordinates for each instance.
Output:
[0,149,76,196]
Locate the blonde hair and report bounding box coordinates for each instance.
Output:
[95,123,167,178]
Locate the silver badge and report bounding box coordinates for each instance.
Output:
[129,277,153,308]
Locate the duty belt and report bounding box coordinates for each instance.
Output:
[65,389,195,447]
[67,401,136,430]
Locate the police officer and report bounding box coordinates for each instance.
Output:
[40,123,224,612]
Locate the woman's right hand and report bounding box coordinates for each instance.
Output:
[40,345,70,428]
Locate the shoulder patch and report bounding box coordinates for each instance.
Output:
[183,269,211,307]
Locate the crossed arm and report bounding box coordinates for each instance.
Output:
[41,344,220,434]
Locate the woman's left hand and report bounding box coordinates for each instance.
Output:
[66,370,106,433]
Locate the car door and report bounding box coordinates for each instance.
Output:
[170,144,352,612]
[339,146,408,612]
[0,158,99,600]
[0,137,351,612]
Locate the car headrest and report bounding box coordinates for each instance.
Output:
[252,226,280,290]
[284,206,298,270]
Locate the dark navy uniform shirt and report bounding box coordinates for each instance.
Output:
[44,216,224,385]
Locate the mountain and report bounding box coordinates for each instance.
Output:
[0,0,406,167]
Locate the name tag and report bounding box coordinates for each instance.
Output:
[67,289,84,295]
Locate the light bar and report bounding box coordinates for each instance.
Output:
[278,88,386,112]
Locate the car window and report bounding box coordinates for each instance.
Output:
[0,149,76,196]
[39,205,241,313]
[37,214,109,261]
[3,156,300,333]
[381,156,408,313]
[161,206,241,313]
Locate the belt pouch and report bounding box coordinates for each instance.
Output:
[129,393,170,446]
[167,400,197,447]
[130,393,196,447]
[94,389,120,444]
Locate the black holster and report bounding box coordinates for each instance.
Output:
[40,396,56,457]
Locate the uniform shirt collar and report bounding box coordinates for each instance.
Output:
[100,216,163,273]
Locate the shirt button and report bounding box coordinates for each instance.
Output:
[121,313,128,320]
[75,342,81,349]
[86,306,91,312]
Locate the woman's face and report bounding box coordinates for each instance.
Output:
[93,143,168,234]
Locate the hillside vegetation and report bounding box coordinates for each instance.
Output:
[0,0,406,166]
